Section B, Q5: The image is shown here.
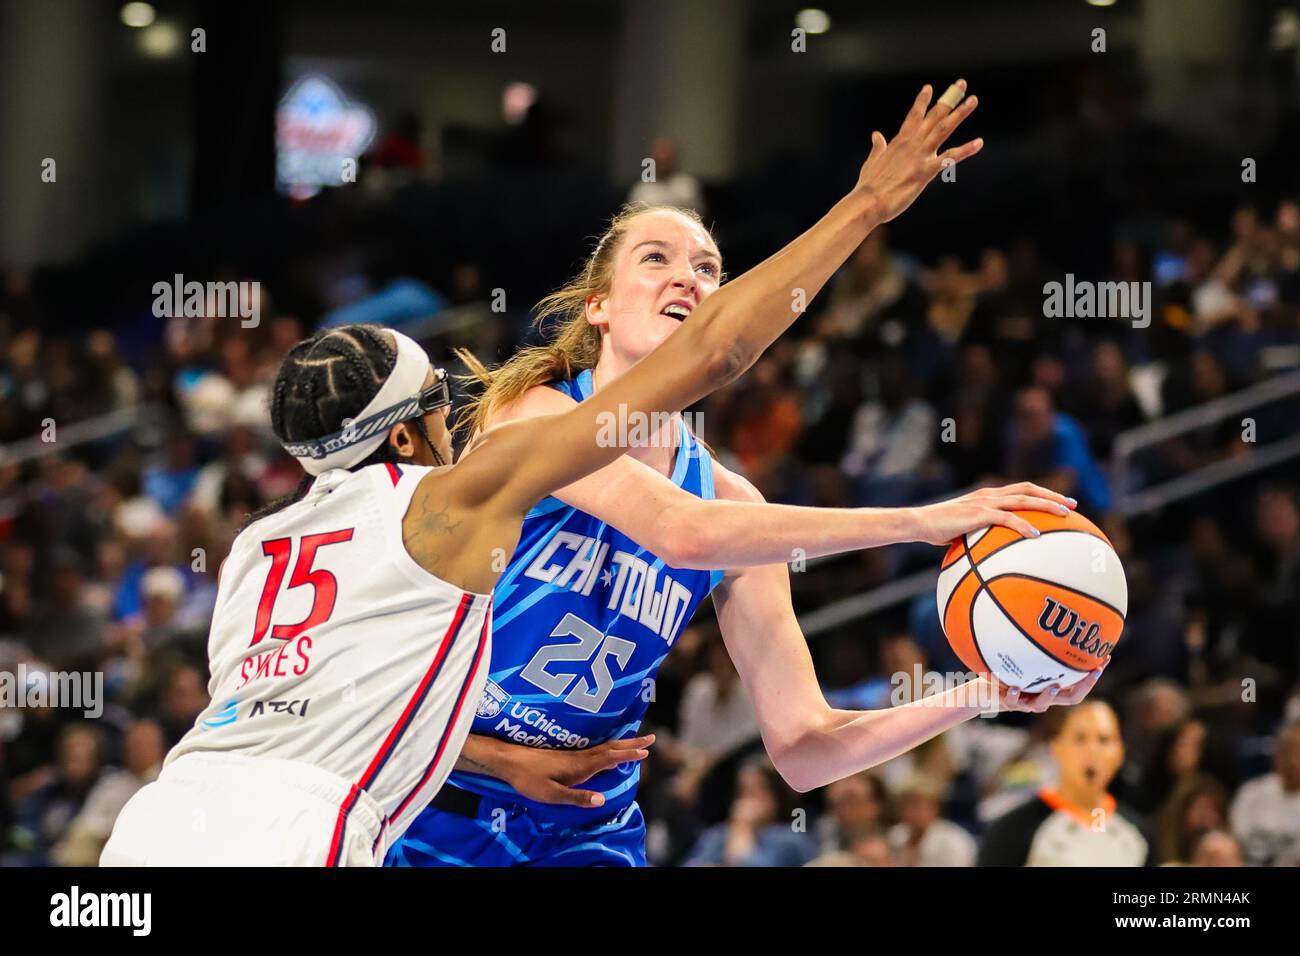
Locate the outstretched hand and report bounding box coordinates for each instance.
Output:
[912,481,1077,546]
[500,734,655,809]
[856,79,983,223]
[989,658,1110,713]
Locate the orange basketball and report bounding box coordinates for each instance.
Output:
[936,509,1127,691]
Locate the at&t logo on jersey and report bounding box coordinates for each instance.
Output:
[477,678,511,719]
[249,697,311,718]
[200,698,238,731]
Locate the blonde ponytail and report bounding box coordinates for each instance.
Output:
[455,201,709,437]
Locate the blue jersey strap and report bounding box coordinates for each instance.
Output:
[689,433,726,592]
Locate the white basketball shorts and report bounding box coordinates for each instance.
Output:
[100,750,385,867]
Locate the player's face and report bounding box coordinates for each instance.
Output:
[588,209,722,365]
[391,366,453,467]
[1052,703,1124,797]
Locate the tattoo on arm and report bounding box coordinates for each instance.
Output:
[405,494,464,571]
[456,754,495,775]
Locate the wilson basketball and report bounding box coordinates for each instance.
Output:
[936,509,1127,691]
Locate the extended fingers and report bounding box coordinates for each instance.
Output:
[925,79,977,133]
[986,509,1041,539]
[1001,659,1109,713]
[987,494,1071,517]
[898,84,934,138]
[920,79,966,131]
[587,740,652,772]
[542,783,605,808]
[1011,685,1059,713]
[1059,661,1108,704]
[995,482,1077,508]
[1000,683,1034,712]
[598,733,654,754]
[927,93,978,149]
[938,137,983,167]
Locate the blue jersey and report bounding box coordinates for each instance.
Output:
[444,369,723,828]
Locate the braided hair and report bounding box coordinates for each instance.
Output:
[241,324,426,531]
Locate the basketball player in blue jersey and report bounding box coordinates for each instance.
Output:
[387,81,1106,867]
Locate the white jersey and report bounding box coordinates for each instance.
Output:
[166,462,492,861]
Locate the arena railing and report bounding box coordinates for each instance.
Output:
[798,366,1300,637]
[0,405,165,468]
[1109,366,1300,516]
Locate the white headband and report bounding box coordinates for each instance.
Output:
[281,329,431,476]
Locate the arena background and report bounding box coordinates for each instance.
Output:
[1,0,1298,868]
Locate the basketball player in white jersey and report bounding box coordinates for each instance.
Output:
[102,79,990,865]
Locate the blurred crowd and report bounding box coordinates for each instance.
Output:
[1,185,1298,866]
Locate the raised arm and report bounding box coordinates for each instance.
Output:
[466,81,983,517]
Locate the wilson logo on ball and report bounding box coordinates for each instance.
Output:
[1038,596,1114,658]
[937,508,1127,690]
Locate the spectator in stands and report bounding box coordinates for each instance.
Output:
[814,770,892,858]
[118,566,188,652]
[671,636,762,817]
[683,759,817,867]
[921,255,980,344]
[1187,828,1244,866]
[1181,518,1262,693]
[85,329,141,410]
[1073,339,1146,461]
[1128,717,1236,819]
[627,138,704,215]
[841,357,936,506]
[1154,773,1231,865]
[1115,678,1190,798]
[141,432,201,516]
[1229,721,1300,866]
[934,342,1009,487]
[1253,487,1300,688]
[888,772,976,866]
[723,355,803,495]
[6,724,108,866]
[51,719,165,866]
[824,229,923,342]
[807,827,895,867]
[190,425,270,519]
[677,637,760,766]
[1005,385,1113,515]
[23,548,105,670]
[0,542,35,635]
